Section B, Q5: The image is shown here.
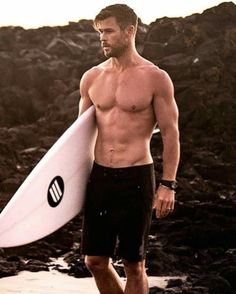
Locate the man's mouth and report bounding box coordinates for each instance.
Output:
[102,43,110,48]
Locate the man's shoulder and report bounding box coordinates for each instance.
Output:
[138,59,167,77]
[82,61,108,79]
[144,63,168,77]
[82,65,101,77]
[139,65,171,89]
[139,61,174,95]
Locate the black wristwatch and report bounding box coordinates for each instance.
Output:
[159,179,178,191]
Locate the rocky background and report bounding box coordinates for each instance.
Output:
[0,2,236,293]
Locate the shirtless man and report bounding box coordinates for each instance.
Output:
[79,4,180,294]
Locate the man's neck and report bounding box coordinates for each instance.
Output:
[110,48,141,71]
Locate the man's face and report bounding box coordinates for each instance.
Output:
[96,17,129,58]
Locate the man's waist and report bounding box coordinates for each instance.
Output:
[91,161,154,179]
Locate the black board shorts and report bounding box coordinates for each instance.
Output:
[81,162,155,262]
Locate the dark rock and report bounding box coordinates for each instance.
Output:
[0,259,19,277]
[167,278,184,288]
[165,246,193,257]
[194,163,236,185]
[220,266,236,289]
[149,286,165,294]
[39,136,57,149]
[146,247,180,276]
[68,259,91,278]
[21,259,49,272]
[181,287,209,294]
[1,178,20,193]
[194,275,233,294]
[6,255,21,262]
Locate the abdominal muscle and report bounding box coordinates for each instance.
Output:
[94,106,155,168]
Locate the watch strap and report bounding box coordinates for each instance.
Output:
[159,179,178,190]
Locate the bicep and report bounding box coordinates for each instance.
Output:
[79,95,93,116]
[78,73,93,116]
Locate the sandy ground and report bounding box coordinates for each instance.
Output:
[0,270,182,294]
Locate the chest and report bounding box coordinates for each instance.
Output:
[89,70,154,112]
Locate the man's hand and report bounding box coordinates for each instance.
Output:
[153,185,175,218]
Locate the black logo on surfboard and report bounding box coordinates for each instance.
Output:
[47,176,64,207]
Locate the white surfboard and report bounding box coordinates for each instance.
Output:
[0,106,97,248]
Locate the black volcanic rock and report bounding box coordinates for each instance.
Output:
[194,275,233,294]
[143,2,236,149]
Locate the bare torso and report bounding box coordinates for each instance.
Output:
[87,60,157,167]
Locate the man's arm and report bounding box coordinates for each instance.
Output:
[153,69,180,218]
[78,70,94,116]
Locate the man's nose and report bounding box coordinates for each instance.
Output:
[100,32,106,42]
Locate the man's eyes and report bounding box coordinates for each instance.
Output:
[99,30,114,34]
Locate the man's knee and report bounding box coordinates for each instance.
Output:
[123,260,146,278]
[85,256,110,273]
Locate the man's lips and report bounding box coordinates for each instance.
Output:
[102,43,110,48]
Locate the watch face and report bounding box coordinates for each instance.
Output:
[171,181,178,189]
[160,180,178,190]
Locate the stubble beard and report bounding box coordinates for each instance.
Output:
[103,42,128,58]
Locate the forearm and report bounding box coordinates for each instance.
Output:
[161,129,180,180]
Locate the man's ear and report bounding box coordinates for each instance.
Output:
[126,25,136,35]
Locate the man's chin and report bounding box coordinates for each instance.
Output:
[104,52,113,58]
[103,49,112,57]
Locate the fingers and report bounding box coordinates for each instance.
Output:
[156,207,173,218]
[158,207,174,218]
[154,190,175,219]
[155,201,173,218]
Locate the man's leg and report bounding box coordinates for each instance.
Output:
[85,255,124,294]
[123,260,149,294]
